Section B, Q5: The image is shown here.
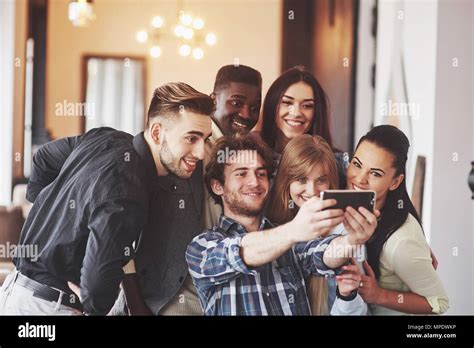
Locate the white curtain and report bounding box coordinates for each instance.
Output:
[85,58,145,135]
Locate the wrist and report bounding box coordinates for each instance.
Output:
[373,287,386,305]
[336,286,358,301]
[283,221,299,245]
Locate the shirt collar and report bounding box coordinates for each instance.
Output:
[210,121,224,143]
[133,132,157,178]
[217,214,273,236]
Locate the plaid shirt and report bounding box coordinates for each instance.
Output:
[186,215,339,315]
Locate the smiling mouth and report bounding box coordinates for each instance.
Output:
[242,191,264,197]
[352,183,368,191]
[284,118,305,127]
[182,158,198,171]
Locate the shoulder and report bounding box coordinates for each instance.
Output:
[383,214,429,259]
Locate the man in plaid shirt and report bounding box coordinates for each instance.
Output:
[186,134,377,315]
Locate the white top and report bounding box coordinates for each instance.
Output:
[369,214,449,315]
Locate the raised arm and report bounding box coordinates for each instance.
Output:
[27,135,81,202]
[241,198,345,267]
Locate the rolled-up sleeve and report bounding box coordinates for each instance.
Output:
[391,237,449,314]
[293,234,340,278]
[186,232,256,291]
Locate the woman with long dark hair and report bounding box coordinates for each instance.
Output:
[260,66,346,187]
[348,125,449,315]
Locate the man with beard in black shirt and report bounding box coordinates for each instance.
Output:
[0,82,213,315]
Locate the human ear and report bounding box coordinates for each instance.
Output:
[210,178,224,196]
[149,122,163,145]
[389,173,404,191]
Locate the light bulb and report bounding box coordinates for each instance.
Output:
[174,25,185,37]
[136,30,148,43]
[205,32,217,45]
[180,13,193,26]
[183,28,194,40]
[151,16,164,28]
[193,18,204,30]
[179,44,191,56]
[150,46,161,58]
[192,47,204,60]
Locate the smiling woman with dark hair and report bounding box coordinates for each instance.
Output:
[260,66,347,188]
[347,125,449,315]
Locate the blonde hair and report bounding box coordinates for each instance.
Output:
[267,134,339,315]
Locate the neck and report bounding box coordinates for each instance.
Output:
[224,208,262,232]
[144,131,168,176]
[375,195,386,211]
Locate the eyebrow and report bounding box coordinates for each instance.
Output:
[353,156,386,174]
[232,167,267,172]
[185,131,211,138]
[282,95,315,102]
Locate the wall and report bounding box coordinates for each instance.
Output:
[46,0,282,139]
[0,0,16,205]
[430,0,473,315]
[371,0,473,314]
[373,0,438,239]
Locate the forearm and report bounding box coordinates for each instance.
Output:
[323,235,357,269]
[121,273,153,315]
[375,288,433,314]
[240,223,294,267]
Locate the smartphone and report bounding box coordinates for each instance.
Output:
[320,190,376,212]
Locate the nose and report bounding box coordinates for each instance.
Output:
[192,139,206,160]
[246,171,259,187]
[289,104,302,117]
[305,181,317,197]
[239,104,251,119]
[355,170,369,184]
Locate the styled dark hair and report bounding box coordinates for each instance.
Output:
[205,134,274,206]
[213,64,262,93]
[147,82,214,127]
[357,125,422,279]
[261,65,334,151]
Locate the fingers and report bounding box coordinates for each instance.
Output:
[313,215,345,231]
[363,260,376,278]
[358,206,378,226]
[346,206,371,230]
[314,208,344,221]
[68,281,81,300]
[344,207,366,233]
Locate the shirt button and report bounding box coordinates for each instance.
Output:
[171,184,177,191]
[266,293,270,297]
[178,276,184,283]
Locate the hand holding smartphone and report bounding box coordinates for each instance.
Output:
[320,190,376,212]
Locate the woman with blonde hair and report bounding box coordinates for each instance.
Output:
[267,134,369,315]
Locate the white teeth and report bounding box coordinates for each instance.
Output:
[353,184,362,191]
[184,159,196,166]
[233,121,247,128]
[285,120,304,127]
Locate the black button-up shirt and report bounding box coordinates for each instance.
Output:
[14,127,156,315]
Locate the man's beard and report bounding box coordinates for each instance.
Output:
[223,190,266,218]
[159,137,191,179]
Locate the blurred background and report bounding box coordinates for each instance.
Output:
[0,0,472,314]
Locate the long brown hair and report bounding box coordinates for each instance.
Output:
[267,134,339,315]
[261,66,334,152]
